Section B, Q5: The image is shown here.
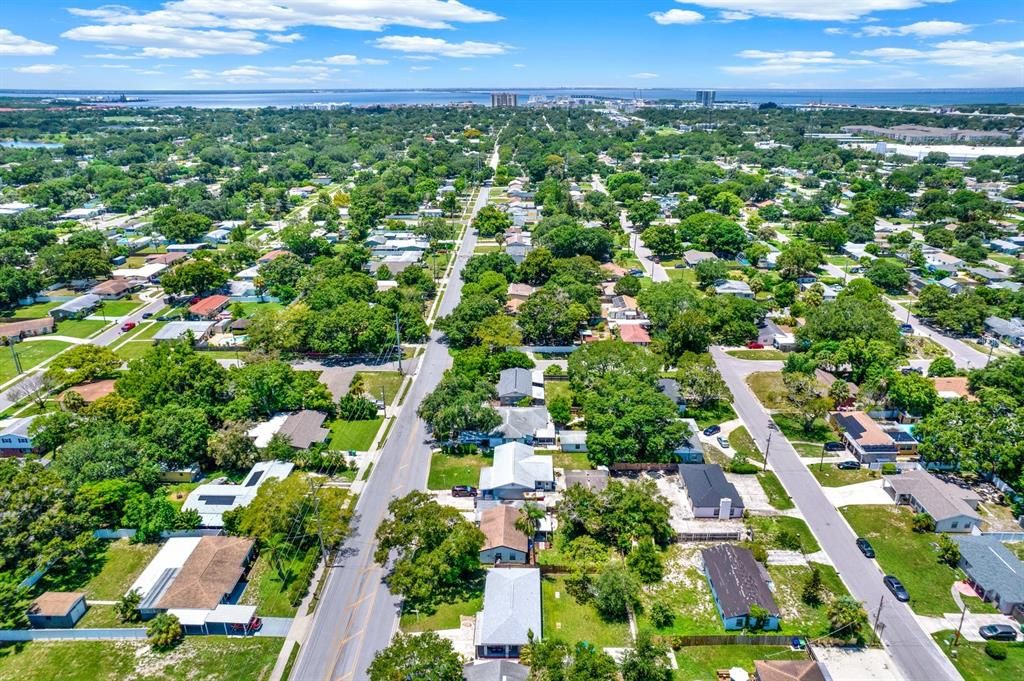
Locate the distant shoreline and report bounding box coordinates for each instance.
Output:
[1,87,1022,95]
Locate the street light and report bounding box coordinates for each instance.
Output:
[762,421,778,472]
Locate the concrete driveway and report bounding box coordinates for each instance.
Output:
[725,471,773,513]
[812,645,905,681]
[821,479,896,507]
[917,613,1022,642]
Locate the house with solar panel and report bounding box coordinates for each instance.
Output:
[181,460,294,527]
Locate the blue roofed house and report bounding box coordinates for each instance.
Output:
[479,443,554,500]
[954,536,1024,620]
[474,568,542,658]
[702,544,780,631]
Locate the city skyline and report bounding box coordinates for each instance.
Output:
[0,0,1022,91]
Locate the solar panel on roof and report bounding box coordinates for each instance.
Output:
[198,495,238,505]
[245,471,263,487]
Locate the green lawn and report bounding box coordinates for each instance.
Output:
[96,298,143,317]
[989,253,1021,267]
[757,471,794,510]
[826,255,858,266]
[841,505,961,615]
[793,442,834,458]
[75,604,136,629]
[133,322,168,340]
[726,349,788,360]
[427,451,492,489]
[685,401,737,429]
[400,592,483,632]
[239,550,316,617]
[327,417,383,452]
[772,414,835,444]
[673,646,810,681]
[54,319,108,338]
[542,575,630,647]
[79,540,160,600]
[544,379,572,405]
[746,372,790,410]
[638,547,720,635]
[932,630,1024,681]
[114,341,155,362]
[810,464,879,487]
[2,340,72,383]
[552,449,591,470]
[7,300,59,318]
[747,516,821,553]
[352,371,404,405]
[771,562,851,636]
[728,426,763,462]
[0,637,283,681]
[235,301,285,317]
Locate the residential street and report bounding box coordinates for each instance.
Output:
[884,298,989,369]
[711,348,963,681]
[289,157,495,681]
[590,173,669,282]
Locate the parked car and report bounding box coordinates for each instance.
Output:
[230,616,263,633]
[717,436,730,449]
[746,341,765,349]
[142,312,154,319]
[628,268,645,277]
[900,367,923,375]
[979,624,1018,641]
[451,485,477,498]
[837,461,861,470]
[883,575,910,602]
[824,441,845,452]
[899,323,913,334]
[120,321,136,332]
[703,425,721,437]
[856,537,875,558]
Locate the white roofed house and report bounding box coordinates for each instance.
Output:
[181,460,293,527]
[474,568,542,659]
[479,443,554,500]
[713,280,753,298]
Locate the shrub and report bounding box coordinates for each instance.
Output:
[544,364,566,376]
[565,571,593,604]
[146,613,183,650]
[650,601,675,629]
[912,512,936,533]
[937,534,961,567]
[985,641,1008,660]
[880,463,899,475]
[338,394,379,421]
[741,541,768,564]
[777,528,803,551]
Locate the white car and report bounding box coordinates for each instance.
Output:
[717,436,730,449]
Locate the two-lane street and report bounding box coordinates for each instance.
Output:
[290,153,497,681]
[711,348,963,681]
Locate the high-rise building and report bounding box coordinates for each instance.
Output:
[491,92,519,107]
[696,90,716,108]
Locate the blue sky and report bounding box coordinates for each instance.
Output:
[0,1,1021,90]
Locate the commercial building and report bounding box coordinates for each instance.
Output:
[696,90,716,107]
[490,92,519,108]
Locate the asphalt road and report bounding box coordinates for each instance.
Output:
[711,348,962,681]
[884,298,989,369]
[290,177,492,681]
[590,173,668,283]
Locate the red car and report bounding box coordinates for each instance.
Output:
[230,616,263,633]
[120,321,137,332]
[745,341,764,349]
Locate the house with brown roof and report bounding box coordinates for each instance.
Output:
[258,249,290,264]
[154,536,255,612]
[932,376,973,401]
[754,660,827,681]
[59,379,117,404]
[189,294,230,320]
[479,504,529,564]
[830,411,898,464]
[145,251,188,266]
[619,324,651,346]
[27,592,87,629]
[90,279,140,300]
[0,317,54,341]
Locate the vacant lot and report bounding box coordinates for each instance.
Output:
[746,372,790,410]
[637,546,720,635]
[352,371,403,405]
[728,426,763,462]
[841,505,961,615]
[747,516,820,554]
[757,471,794,510]
[427,451,492,489]
[0,637,283,681]
[400,591,483,632]
[932,630,1024,681]
[542,574,630,647]
[328,417,383,452]
[811,464,879,487]
[1,340,71,383]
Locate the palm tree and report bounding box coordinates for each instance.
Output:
[514,503,546,550]
[348,374,366,397]
[263,534,288,581]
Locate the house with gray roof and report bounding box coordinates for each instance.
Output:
[657,378,684,411]
[485,407,554,447]
[985,316,1024,347]
[463,660,529,681]
[680,464,743,518]
[182,460,293,527]
[702,544,780,631]
[479,442,554,500]
[497,367,534,406]
[714,279,754,298]
[954,535,1024,618]
[883,470,980,533]
[153,321,216,344]
[275,410,331,450]
[673,418,705,464]
[683,249,718,267]
[474,568,542,658]
[49,294,101,320]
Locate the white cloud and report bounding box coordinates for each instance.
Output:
[188,62,334,84]
[824,27,848,35]
[675,1,955,22]
[62,24,270,58]
[85,52,143,60]
[650,9,704,25]
[0,28,58,56]
[302,54,388,65]
[410,65,431,71]
[13,64,70,74]
[373,35,510,58]
[859,20,972,37]
[266,32,303,43]
[458,66,473,71]
[723,49,873,74]
[854,39,1024,82]
[719,11,753,21]
[512,63,526,68]
[630,72,660,79]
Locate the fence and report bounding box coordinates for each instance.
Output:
[93,529,223,540]
[977,530,1024,541]
[659,634,802,648]
[515,345,578,355]
[0,628,147,642]
[610,463,681,473]
[677,529,747,542]
[867,461,920,472]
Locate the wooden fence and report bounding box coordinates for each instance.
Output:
[610,463,680,473]
[658,634,799,648]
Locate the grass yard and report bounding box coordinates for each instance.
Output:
[541,575,630,648]
[351,371,404,405]
[2,340,72,383]
[726,349,788,360]
[96,298,144,317]
[238,551,314,617]
[552,449,591,470]
[1005,542,1024,560]
[7,301,60,318]
[75,605,136,629]
[0,637,283,681]
[665,268,698,284]
[826,255,858,266]
[427,451,492,489]
[79,540,161,600]
[399,592,483,632]
[747,516,821,553]
[235,301,285,317]
[811,464,879,487]
[114,341,155,362]
[685,401,737,430]
[772,414,835,444]
[989,253,1021,267]
[728,426,763,462]
[746,372,790,410]
[932,630,1024,681]
[544,378,572,404]
[792,442,832,458]
[327,417,383,452]
[771,562,850,636]
[54,319,108,338]
[638,547,720,635]
[841,505,960,615]
[673,646,810,681]
[757,471,794,510]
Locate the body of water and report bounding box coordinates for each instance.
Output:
[0,140,63,149]
[0,88,1022,109]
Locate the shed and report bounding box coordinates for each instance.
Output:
[27,592,87,629]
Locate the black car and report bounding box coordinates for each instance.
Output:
[703,425,721,437]
[856,537,875,558]
[837,460,861,470]
[979,624,1018,641]
[451,485,477,498]
[883,575,910,602]
[142,312,153,319]
[824,441,845,452]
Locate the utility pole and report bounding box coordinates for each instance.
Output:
[8,337,22,375]
[381,387,386,418]
[818,442,827,472]
[953,602,968,646]
[394,313,403,374]
[873,594,885,632]
[762,421,777,472]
